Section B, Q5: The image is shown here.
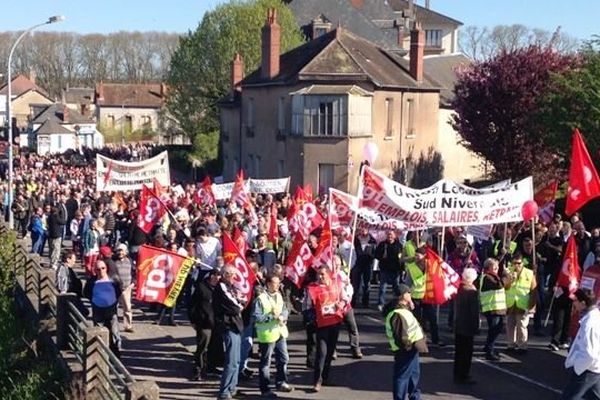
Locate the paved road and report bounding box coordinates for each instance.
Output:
[31,238,569,400]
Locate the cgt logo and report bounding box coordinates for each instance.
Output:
[140,254,174,301]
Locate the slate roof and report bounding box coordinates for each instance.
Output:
[0,74,49,97]
[31,103,93,125]
[386,0,463,25]
[288,0,399,49]
[423,53,471,106]
[243,28,439,91]
[64,87,94,104]
[95,83,164,108]
[34,119,74,135]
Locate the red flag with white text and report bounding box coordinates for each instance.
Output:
[288,186,325,239]
[565,129,600,215]
[423,247,460,305]
[195,176,216,208]
[284,234,315,288]
[135,245,194,307]
[231,170,251,207]
[556,235,580,298]
[138,185,167,233]
[222,232,257,306]
[534,181,558,224]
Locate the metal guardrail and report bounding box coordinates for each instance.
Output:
[0,222,159,399]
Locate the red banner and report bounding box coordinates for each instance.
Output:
[138,185,166,233]
[285,234,315,288]
[313,218,333,270]
[423,247,460,305]
[268,202,279,245]
[195,176,216,207]
[135,245,194,307]
[222,232,257,305]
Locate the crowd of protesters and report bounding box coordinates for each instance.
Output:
[3,145,600,399]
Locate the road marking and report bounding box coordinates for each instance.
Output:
[475,358,562,394]
[365,315,382,324]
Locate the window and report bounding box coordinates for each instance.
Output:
[141,115,151,127]
[124,115,133,132]
[425,30,442,48]
[246,98,255,136]
[277,160,284,178]
[318,164,334,195]
[108,115,115,128]
[293,95,346,136]
[57,135,62,149]
[277,97,285,134]
[406,98,416,137]
[385,98,394,138]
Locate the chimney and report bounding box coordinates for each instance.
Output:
[261,8,280,79]
[231,53,244,93]
[349,0,364,8]
[63,106,69,123]
[410,22,424,82]
[29,68,37,85]
[96,81,104,101]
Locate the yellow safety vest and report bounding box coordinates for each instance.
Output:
[505,267,534,311]
[479,274,506,313]
[404,241,425,299]
[385,308,424,352]
[493,240,517,257]
[255,292,289,344]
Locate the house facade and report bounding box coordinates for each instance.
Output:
[220,9,441,194]
[0,74,53,136]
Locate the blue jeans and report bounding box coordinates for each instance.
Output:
[378,270,400,306]
[561,368,600,400]
[484,314,504,354]
[219,329,241,398]
[239,319,254,373]
[393,348,421,400]
[31,231,45,255]
[258,337,289,393]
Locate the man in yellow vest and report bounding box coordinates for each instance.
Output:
[253,274,294,397]
[384,283,428,400]
[480,258,510,361]
[505,253,537,355]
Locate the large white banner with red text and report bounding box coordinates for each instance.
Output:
[360,167,533,227]
[135,245,194,307]
[96,151,170,192]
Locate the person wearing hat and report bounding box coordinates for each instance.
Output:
[188,267,222,381]
[114,243,134,332]
[384,283,428,400]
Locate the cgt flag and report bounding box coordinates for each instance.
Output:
[195,176,216,208]
[284,234,315,288]
[566,129,600,216]
[288,186,325,239]
[556,235,581,298]
[138,185,167,234]
[534,181,558,224]
[135,245,195,307]
[222,232,257,306]
[313,218,333,270]
[423,246,460,305]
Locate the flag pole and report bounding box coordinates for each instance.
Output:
[346,164,366,272]
[544,291,556,328]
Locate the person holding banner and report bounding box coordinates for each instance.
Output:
[214,264,246,400]
[304,265,345,392]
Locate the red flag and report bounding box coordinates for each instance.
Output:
[233,226,249,255]
[304,183,314,202]
[138,185,167,233]
[423,246,460,305]
[135,245,194,306]
[288,186,325,238]
[534,181,558,224]
[153,178,165,197]
[231,170,251,207]
[329,188,357,233]
[565,129,600,216]
[556,235,581,298]
[268,202,279,246]
[284,234,315,288]
[313,218,333,270]
[222,232,257,306]
[195,176,216,207]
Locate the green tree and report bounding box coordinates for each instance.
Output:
[166,0,305,149]
[538,38,600,157]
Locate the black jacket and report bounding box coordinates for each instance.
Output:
[188,279,216,329]
[375,239,403,273]
[454,283,480,336]
[47,212,63,239]
[354,234,377,268]
[213,282,244,333]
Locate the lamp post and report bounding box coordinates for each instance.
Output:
[6,15,65,229]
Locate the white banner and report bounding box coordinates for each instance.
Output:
[361,167,533,227]
[212,177,290,200]
[96,151,170,192]
[464,179,511,239]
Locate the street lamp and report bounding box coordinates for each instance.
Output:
[6,15,65,228]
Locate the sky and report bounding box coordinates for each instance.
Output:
[3,0,599,41]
